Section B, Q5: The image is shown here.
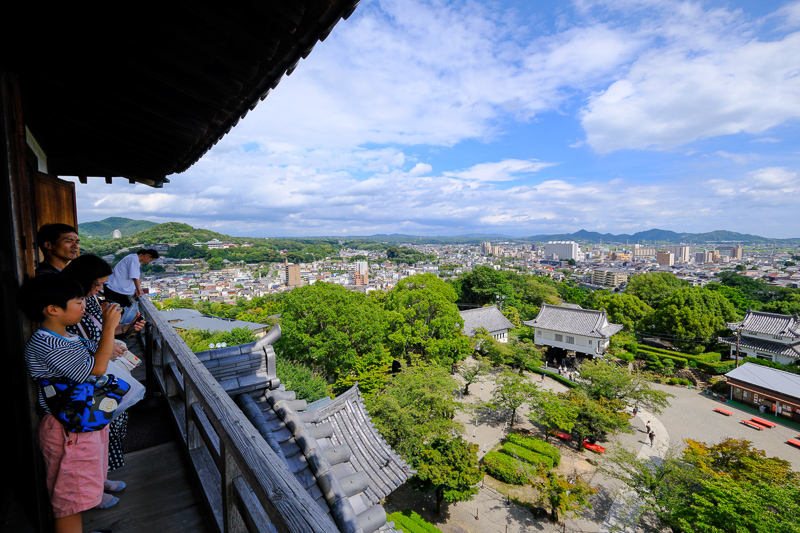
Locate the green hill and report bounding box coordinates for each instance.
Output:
[78,217,158,239]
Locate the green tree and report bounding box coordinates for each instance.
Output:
[578,360,673,413]
[564,389,631,445]
[178,327,257,352]
[647,287,740,343]
[275,359,330,402]
[365,364,463,463]
[537,471,595,522]
[158,295,197,310]
[489,370,539,427]
[529,390,579,441]
[207,257,225,270]
[589,293,653,331]
[455,265,513,306]
[626,272,688,308]
[410,437,482,514]
[384,274,471,367]
[459,357,488,395]
[277,282,390,380]
[600,438,800,533]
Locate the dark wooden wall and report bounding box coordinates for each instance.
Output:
[1,72,53,533]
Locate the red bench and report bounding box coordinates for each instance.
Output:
[583,441,605,454]
[555,431,571,441]
[741,420,764,430]
[714,408,732,416]
[751,417,776,428]
[788,439,800,449]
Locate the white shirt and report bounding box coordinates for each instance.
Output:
[106,253,141,295]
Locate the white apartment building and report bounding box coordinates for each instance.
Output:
[666,245,691,263]
[545,241,579,261]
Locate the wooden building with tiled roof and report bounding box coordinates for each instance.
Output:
[523,304,623,357]
[720,309,800,365]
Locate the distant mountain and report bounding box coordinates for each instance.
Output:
[524,228,796,245]
[79,217,158,239]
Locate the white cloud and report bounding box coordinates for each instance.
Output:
[443,159,557,182]
[581,5,800,152]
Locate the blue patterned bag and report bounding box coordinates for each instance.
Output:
[39,374,130,432]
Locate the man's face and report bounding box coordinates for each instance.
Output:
[44,232,80,264]
[140,254,155,265]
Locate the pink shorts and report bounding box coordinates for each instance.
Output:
[38,414,109,518]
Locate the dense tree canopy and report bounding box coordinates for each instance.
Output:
[365,364,462,463]
[277,282,390,380]
[626,272,688,308]
[410,437,482,514]
[647,288,740,343]
[578,360,673,413]
[384,274,471,366]
[600,438,800,533]
[589,292,653,331]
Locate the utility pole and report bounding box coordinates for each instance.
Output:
[735,326,741,368]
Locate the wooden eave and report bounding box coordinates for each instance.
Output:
[0,0,359,187]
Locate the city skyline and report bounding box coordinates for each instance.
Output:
[69,0,800,239]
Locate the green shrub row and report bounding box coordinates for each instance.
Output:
[638,345,720,364]
[539,369,577,388]
[696,360,736,375]
[388,510,442,533]
[483,451,539,485]
[501,442,554,469]
[506,433,561,466]
[638,349,688,369]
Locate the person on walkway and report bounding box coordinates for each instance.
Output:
[632,405,639,416]
[649,430,655,447]
[35,223,80,275]
[645,421,651,433]
[104,249,159,308]
[541,372,546,382]
[62,255,145,481]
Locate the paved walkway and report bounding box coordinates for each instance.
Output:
[598,408,669,533]
[393,368,800,533]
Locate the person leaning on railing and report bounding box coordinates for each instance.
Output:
[62,254,146,508]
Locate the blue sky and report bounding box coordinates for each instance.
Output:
[73,0,800,238]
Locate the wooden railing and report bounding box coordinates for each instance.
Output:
[138,298,339,533]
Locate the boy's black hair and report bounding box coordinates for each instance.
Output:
[137,248,160,259]
[17,273,85,322]
[61,254,112,295]
[36,223,79,253]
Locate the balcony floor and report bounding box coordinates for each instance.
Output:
[83,441,214,532]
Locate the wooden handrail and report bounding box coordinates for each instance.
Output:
[139,297,339,533]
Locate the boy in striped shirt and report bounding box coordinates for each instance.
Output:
[17,274,122,533]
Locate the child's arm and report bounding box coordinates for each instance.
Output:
[90,303,123,375]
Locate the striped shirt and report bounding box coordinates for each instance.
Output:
[24,329,97,413]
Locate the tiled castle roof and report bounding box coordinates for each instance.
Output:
[198,325,413,533]
[727,310,800,338]
[522,304,623,338]
[459,306,515,337]
[719,335,800,359]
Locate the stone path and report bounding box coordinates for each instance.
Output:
[597,408,670,533]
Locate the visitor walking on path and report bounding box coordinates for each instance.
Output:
[645,421,651,434]
[648,431,656,447]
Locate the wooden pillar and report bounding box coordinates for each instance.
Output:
[0,71,51,531]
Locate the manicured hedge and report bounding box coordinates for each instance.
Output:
[388,510,442,533]
[501,442,554,469]
[483,451,539,485]
[639,345,720,364]
[506,433,561,466]
[638,349,688,369]
[696,360,736,375]
[540,369,577,388]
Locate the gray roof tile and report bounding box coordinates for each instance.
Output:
[728,310,800,338]
[523,304,623,338]
[459,306,515,337]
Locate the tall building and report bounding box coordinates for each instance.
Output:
[354,261,368,274]
[545,241,579,261]
[632,244,657,259]
[656,251,675,266]
[591,268,628,288]
[284,261,301,287]
[481,242,492,255]
[666,245,691,263]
